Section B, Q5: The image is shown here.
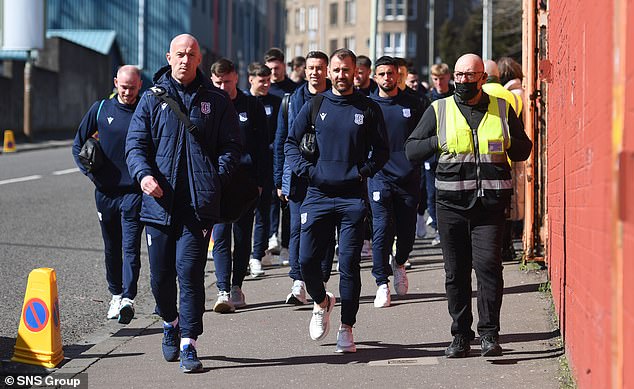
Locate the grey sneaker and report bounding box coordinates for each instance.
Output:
[229,286,246,308]
[335,327,357,353]
[213,291,235,313]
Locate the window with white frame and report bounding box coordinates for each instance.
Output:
[344,0,356,24]
[295,7,306,32]
[383,32,404,57]
[344,36,356,52]
[330,3,338,26]
[295,44,304,57]
[384,0,405,20]
[308,41,318,52]
[308,6,318,31]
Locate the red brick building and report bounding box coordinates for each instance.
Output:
[522,0,634,387]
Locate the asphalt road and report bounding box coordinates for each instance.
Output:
[0,147,154,361]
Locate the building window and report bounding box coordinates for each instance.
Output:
[407,0,417,19]
[308,6,318,31]
[344,0,356,24]
[295,8,306,32]
[330,38,338,54]
[309,41,318,52]
[384,0,405,20]
[407,33,417,57]
[344,36,356,52]
[330,3,338,26]
[383,32,404,57]
[295,44,304,57]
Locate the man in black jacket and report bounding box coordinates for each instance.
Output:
[405,53,533,358]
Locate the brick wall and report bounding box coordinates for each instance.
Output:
[544,0,634,387]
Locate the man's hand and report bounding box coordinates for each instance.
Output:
[141,175,163,198]
[277,188,287,202]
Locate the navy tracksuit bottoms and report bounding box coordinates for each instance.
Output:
[212,205,257,292]
[299,188,367,327]
[367,178,419,286]
[437,201,505,339]
[145,206,212,340]
[94,189,143,300]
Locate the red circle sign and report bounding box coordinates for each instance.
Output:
[22,298,49,332]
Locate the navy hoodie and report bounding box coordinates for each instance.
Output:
[233,89,270,188]
[269,77,298,99]
[285,89,389,196]
[72,96,140,193]
[369,89,425,185]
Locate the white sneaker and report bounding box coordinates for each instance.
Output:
[268,234,280,253]
[309,292,335,341]
[249,258,265,277]
[404,260,412,269]
[107,295,122,319]
[426,216,433,226]
[416,214,427,239]
[230,286,246,308]
[392,260,409,296]
[118,297,135,324]
[335,327,357,353]
[361,240,372,259]
[431,231,441,246]
[213,291,235,313]
[285,280,308,305]
[373,284,391,308]
[278,247,289,266]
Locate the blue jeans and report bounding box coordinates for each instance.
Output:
[212,206,256,291]
[94,190,143,299]
[368,178,419,285]
[299,188,367,327]
[145,205,211,340]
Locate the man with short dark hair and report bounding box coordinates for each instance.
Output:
[274,50,334,305]
[368,56,425,308]
[285,48,389,353]
[405,53,532,359]
[209,58,269,312]
[126,34,242,373]
[354,55,377,96]
[246,62,282,274]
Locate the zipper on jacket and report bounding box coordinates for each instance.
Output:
[471,126,484,197]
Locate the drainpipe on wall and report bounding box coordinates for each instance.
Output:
[522,0,537,260]
[138,0,144,70]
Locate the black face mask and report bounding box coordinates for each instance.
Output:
[454,81,479,102]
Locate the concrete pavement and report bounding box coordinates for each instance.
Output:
[46,238,561,389]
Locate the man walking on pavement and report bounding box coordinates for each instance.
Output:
[367,56,425,308]
[126,34,242,373]
[405,53,532,358]
[72,65,144,325]
[246,62,282,274]
[209,58,269,313]
[274,50,334,305]
[285,48,389,353]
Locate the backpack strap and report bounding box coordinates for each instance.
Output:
[308,94,325,133]
[149,86,200,139]
[281,92,291,126]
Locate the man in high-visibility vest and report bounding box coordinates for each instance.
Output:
[405,53,533,358]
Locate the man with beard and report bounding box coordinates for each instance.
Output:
[273,50,335,305]
[405,53,532,358]
[285,49,389,353]
[367,56,425,308]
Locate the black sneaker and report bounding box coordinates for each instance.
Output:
[480,335,502,356]
[162,322,180,362]
[179,344,203,373]
[445,334,471,358]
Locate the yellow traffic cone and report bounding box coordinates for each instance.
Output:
[12,268,64,368]
[3,130,16,152]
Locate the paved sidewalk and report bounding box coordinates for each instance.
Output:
[48,238,561,389]
[1,131,74,154]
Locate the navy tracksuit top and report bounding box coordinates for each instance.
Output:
[72,96,140,194]
[369,90,425,184]
[232,89,270,188]
[285,89,390,196]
